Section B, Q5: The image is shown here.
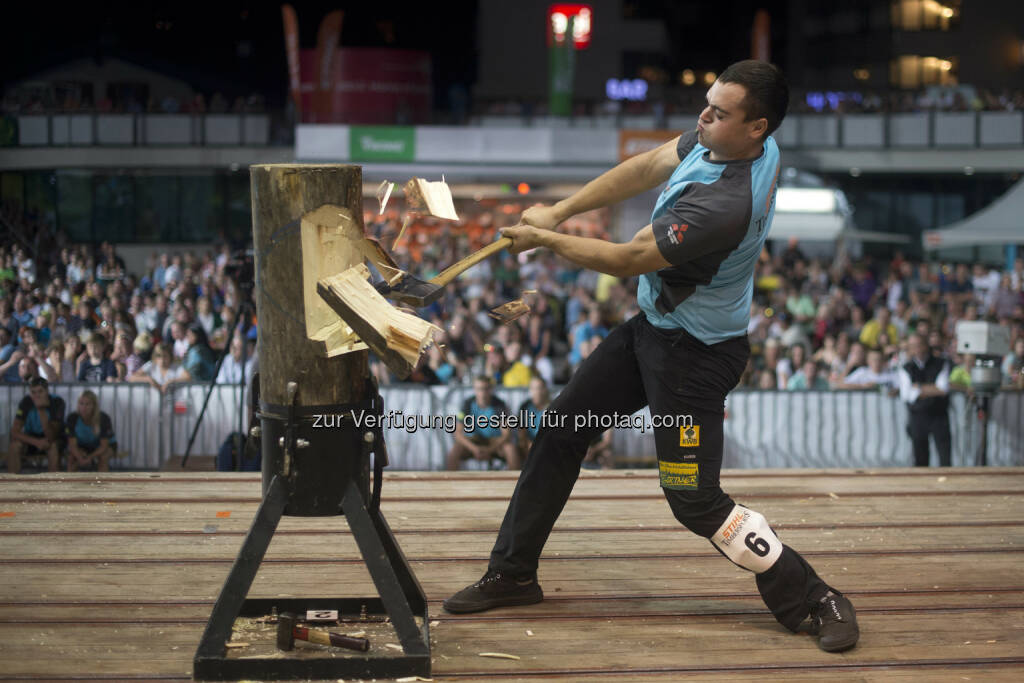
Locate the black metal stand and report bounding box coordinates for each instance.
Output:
[193,384,430,680]
[975,393,992,467]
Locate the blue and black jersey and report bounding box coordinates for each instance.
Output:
[66,411,116,451]
[638,130,781,344]
[459,395,510,440]
[15,394,65,436]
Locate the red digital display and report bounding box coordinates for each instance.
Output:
[547,4,592,49]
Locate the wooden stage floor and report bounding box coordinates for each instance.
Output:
[1,468,1023,681]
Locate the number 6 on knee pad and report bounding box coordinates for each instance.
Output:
[710,504,782,573]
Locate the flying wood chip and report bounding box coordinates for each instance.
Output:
[403,178,459,220]
[489,299,530,325]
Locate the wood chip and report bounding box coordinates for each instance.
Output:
[403,178,459,220]
[478,652,521,660]
[396,677,434,682]
[489,299,530,325]
[225,642,250,648]
[526,629,534,636]
[377,180,395,214]
[385,643,404,651]
[827,492,840,499]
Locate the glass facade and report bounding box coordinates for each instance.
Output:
[0,169,252,244]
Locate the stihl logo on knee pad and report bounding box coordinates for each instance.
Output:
[711,504,782,573]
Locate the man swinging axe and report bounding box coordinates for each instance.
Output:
[443,60,859,653]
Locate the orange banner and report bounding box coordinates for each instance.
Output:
[281,4,301,115]
[618,129,683,161]
[313,10,344,123]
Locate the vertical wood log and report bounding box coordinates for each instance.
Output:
[251,164,367,407]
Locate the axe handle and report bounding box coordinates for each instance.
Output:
[432,238,512,288]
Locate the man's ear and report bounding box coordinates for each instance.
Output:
[750,117,768,140]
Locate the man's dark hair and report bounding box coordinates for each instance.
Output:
[28,376,47,389]
[717,60,789,140]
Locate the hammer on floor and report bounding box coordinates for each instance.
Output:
[275,612,370,652]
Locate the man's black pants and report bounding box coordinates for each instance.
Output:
[489,314,831,631]
[908,410,952,467]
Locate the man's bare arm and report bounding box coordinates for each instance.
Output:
[522,137,682,229]
[501,224,670,278]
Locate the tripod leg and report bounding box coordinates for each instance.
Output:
[342,480,428,654]
[195,475,288,658]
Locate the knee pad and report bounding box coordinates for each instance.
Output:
[710,504,782,573]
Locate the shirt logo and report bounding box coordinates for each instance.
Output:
[667,223,688,245]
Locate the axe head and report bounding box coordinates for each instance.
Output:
[373,276,444,307]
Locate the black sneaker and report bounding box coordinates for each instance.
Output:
[442,569,543,614]
[808,591,859,652]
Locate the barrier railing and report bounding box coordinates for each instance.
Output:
[1,383,1021,470]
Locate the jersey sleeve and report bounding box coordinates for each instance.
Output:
[15,396,32,421]
[99,412,115,441]
[652,181,750,267]
[676,130,699,160]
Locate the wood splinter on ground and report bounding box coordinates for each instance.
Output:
[376,180,395,214]
[478,652,521,660]
[318,263,440,379]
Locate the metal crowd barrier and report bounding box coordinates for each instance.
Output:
[1,383,1021,470]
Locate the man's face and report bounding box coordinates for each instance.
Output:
[29,384,48,405]
[697,81,764,157]
[20,359,37,382]
[86,341,102,358]
[867,351,883,373]
[908,336,926,359]
[473,380,492,405]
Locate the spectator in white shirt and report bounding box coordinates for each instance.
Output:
[216,335,257,386]
[836,349,897,392]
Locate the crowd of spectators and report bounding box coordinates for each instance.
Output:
[3,197,1022,471]
[360,204,1024,400]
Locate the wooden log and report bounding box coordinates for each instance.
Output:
[250,164,367,406]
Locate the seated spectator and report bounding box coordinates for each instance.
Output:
[7,376,65,473]
[128,342,190,393]
[949,353,975,392]
[125,332,151,377]
[183,323,217,381]
[0,327,21,382]
[836,349,897,391]
[446,375,518,470]
[1001,338,1024,386]
[501,341,533,387]
[77,333,120,382]
[582,428,614,469]
[860,306,900,350]
[516,376,550,463]
[214,335,256,385]
[787,360,830,391]
[43,341,73,382]
[65,390,115,472]
[757,368,778,389]
[776,343,807,389]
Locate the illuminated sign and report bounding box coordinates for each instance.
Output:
[548,4,592,49]
[606,78,648,101]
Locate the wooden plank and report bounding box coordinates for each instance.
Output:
[1,494,1021,534]
[4,469,1024,501]
[2,524,1019,560]
[1,552,1021,603]
[0,610,1022,678]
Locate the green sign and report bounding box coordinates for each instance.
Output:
[349,126,415,162]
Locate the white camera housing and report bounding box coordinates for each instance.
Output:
[955,320,1010,357]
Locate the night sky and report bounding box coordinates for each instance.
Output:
[0,1,479,108]
[1,1,790,107]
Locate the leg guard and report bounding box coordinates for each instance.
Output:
[710,504,783,573]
